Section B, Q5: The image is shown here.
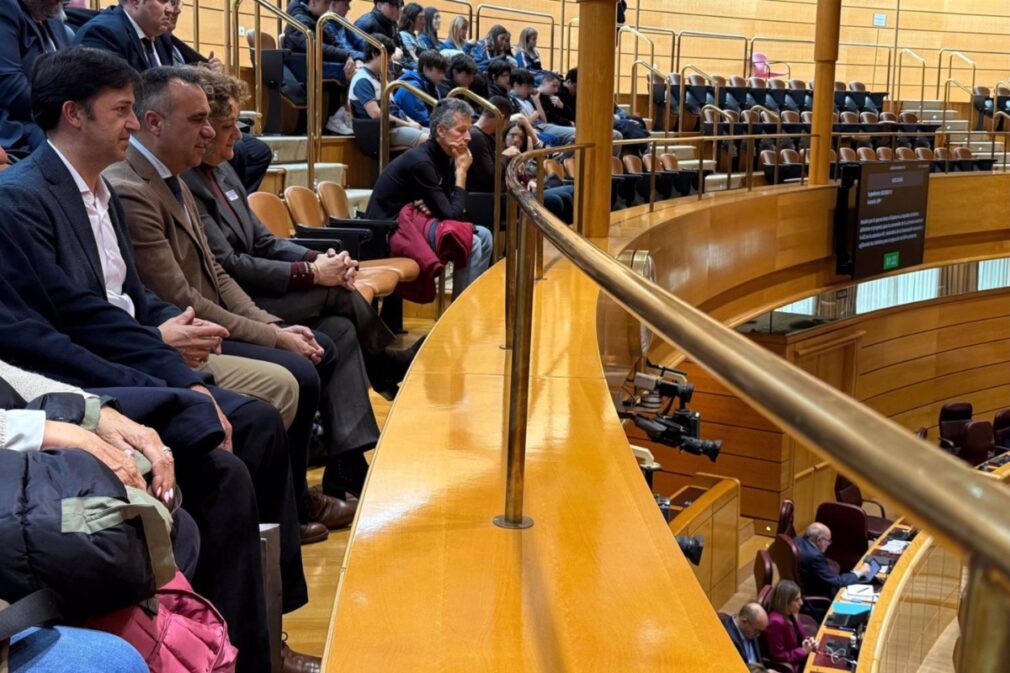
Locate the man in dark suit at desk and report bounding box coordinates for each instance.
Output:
[0,0,69,153]
[720,603,769,667]
[797,522,871,621]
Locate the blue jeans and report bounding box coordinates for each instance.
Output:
[452,225,493,299]
[9,627,146,673]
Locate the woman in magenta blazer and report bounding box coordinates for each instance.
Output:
[764,581,818,669]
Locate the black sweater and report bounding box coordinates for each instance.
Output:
[364,139,467,221]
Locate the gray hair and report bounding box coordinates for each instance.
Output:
[429,98,473,139]
[805,522,830,541]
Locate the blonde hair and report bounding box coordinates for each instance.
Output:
[770,580,801,616]
[517,27,538,58]
[448,16,469,49]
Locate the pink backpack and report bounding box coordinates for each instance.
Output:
[86,571,238,673]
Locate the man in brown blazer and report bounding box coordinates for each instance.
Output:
[105,67,376,560]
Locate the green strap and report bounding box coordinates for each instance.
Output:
[61,487,176,589]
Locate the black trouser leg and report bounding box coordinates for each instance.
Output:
[176,448,272,673]
[220,341,320,525]
[229,133,273,193]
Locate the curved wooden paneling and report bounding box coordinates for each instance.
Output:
[321,261,748,672]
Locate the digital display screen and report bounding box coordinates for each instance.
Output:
[850,161,930,278]
[836,162,929,276]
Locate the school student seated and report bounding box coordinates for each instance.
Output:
[349,34,427,147]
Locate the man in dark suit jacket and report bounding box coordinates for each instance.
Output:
[796,522,870,621]
[0,0,69,152]
[0,48,313,673]
[720,603,769,667]
[72,1,172,71]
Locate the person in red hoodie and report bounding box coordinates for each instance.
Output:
[764,580,818,669]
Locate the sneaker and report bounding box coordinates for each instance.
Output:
[324,114,353,135]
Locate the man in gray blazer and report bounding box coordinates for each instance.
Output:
[182,69,421,400]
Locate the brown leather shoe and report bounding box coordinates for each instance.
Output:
[281,642,321,673]
[299,522,329,545]
[307,487,357,530]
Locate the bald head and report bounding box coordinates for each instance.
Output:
[737,602,768,638]
[806,522,833,552]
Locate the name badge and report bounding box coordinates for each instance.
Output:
[225,189,240,201]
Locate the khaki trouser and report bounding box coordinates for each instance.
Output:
[199,354,299,429]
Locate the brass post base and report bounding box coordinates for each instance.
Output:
[493,515,534,529]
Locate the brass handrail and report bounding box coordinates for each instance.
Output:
[992,111,1010,169]
[191,0,201,52]
[502,141,1010,672]
[234,0,315,185]
[634,26,677,76]
[446,87,505,260]
[942,78,974,152]
[936,49,976,101]
[746,105,782,188]
[475,4,556,70]
[316,13,388,170]
[678,64,717,135]
[440,0,474,28]
[676,31,748,76]
[563,16,578,74]
[839,41,893,94]
[630,61,670,134]
[617,26,655,102]
[380,80,438,170]
[895,48,926,112]
[747,36,811,78]
[699,105,738,195]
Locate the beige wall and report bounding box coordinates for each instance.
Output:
[170,0,1008,100]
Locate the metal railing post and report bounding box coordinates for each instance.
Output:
[493,212,535,530]
[381,80,436,169]
[476,5,556,70]
[503,191,518,349]
[534,157,545,280]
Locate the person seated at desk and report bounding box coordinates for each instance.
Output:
[797,523,871,622]
[764,580,818,669]
[720,602,770,668]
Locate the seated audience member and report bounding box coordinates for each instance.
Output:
[160,0,222,69]
[107,66,375,520]
[0,0,69,155]
[471,23,513,70]
[510,68,575,146]
[396,1,423,66]
[324,0,364,62]
[72,0,173,71]
[442,14,473,54]
[435,53,478,103]
[797,522,871,621]
[0,52,316,673]
[349,0,399,51]
[286,0,357,133]
[765,580,817,668]
[4,626,147,673]
[182,69,418,398]
[484,57,513,99]
[721,603,770,667]
[500,120,574,224]
[539,70,573,126]
[417,6,439,50]
[366,98,492,296]
[393,49,447,126]
[349,34,427,147]
[514,27,541,72]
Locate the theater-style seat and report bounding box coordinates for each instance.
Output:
[776,498,796,538]
[959,420,994,466]
[895,146,915,161]
[317,181,352,219]
[815,502,869,572]
[856,146,877,162]
[247,190,294,238]
[838,146,857,162]
[768,534,832,620]
[754,548,775,593]
[993,409,1010,451]
[835,474,893,538]
[876,146,893,161]
[938,401,973,452]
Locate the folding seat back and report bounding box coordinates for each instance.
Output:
[915,147,934,160]
[860,111,878,124]
[754,549,775,593]
[788,79,807,90]
[768,79,787,90]
[687,74,707,87]
[848,81,866,92]
[562,156,577,178]
[801,111,813,124]
[857,146,877,162]
[839,111,859,124]
[899,111,918,124]
[780,110,800,123]
[939,401,973,449]
[544,158,566,182]
[316,181,351,219]
[934,147,950,161]
[780,148,800,164]
[953,147,973,159]
[879,111,898,123]
[815,502,869,571]
[876,146,893,161]
[248,191,294,238]
[748,77,768,89]
[623,154,644,174]
[610,156,625,175]
[739,109,761,125]
[760,149,777,166]
[839,147,857,162]
[659,153,679,171]
[284,185,327,227]
[834,81,847,91]
[777,499,796,537]
[895,146,915,161]
[728,75,747,87]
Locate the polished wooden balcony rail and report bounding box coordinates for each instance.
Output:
[503,143,1010,672]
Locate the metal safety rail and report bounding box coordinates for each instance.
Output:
[446,86,506,261]
[475,4,556,70]
[631,61,671,134]
[936,50,977,101]
[676,31,748,76]
[233,0,316,185]
[439,0,474,29]
[315,13,388,169]
[941,78,976,150]
[498,138,1010,673]
[895,48,927,111]
[634,27,677,77]
[379,80,438,171]
[677,64,717,134]
[562,17,579,74]
[745,105,783,187]
[616,26,655,103]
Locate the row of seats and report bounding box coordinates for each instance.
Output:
[758,146,994,182]
[937,402,1010,466]
[971,85,1010,130]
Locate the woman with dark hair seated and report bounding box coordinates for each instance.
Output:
[764,580,818,669]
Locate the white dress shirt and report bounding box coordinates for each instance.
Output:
[49,141,136,317]
[124,10,161,66]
